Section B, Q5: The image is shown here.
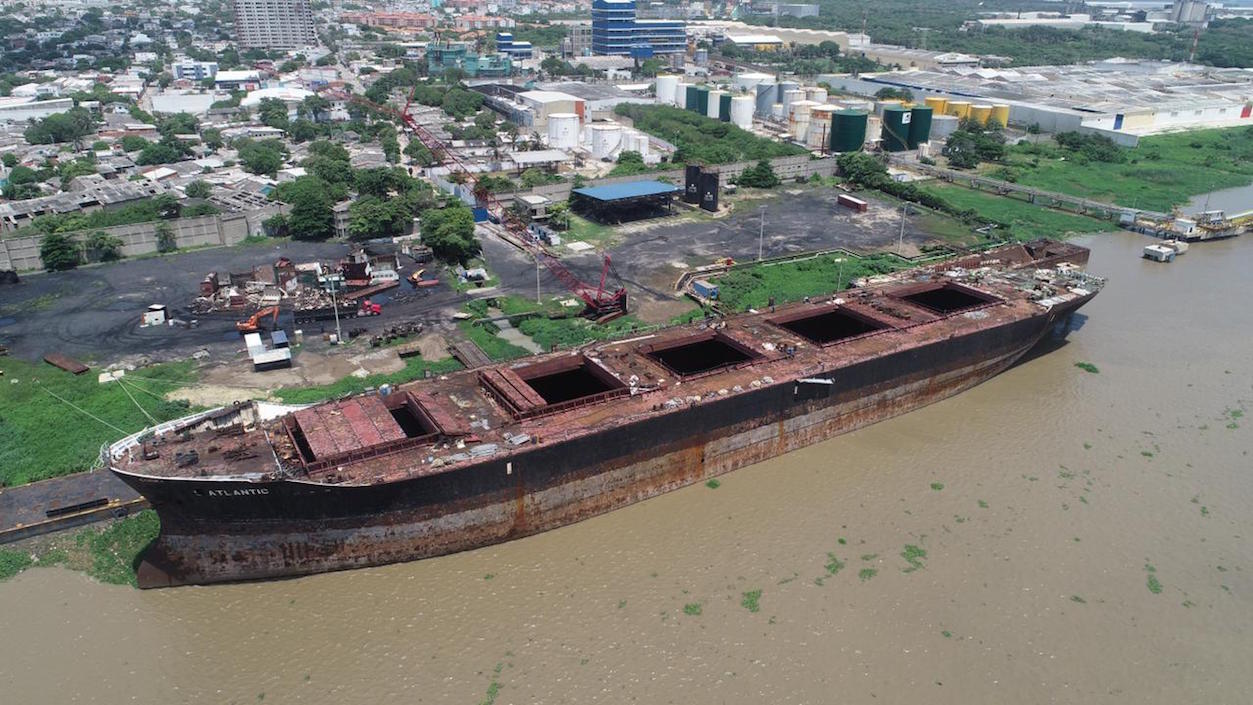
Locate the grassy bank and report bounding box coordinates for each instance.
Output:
[0,358,199,487]
[0,510,160,586]
[462,294,654,355]
[916,185,1110,240]
[713,253,905,313]
[273,355,463,404]
[1002,126,1253,212]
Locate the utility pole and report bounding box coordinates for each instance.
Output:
[535,253,542,304]
[758,205,767,261]
[898,204,907,255]
[329,278,342,344]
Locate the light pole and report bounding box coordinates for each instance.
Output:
[758,205,767,261]
[535,253,542,304]
[898,204,907,255]
[329,277,342,344]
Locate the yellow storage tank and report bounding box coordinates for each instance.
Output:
[947,101,971,119]
[970,104,993,125]
[990,104,1010,128]
[924,96,948,114]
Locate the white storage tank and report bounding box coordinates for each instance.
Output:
[591,125,623,159]
[782,89,804,113]
[790,108,812,142]
[866,115,883,146]
[730,95,754,129]
[674,81,689,109]
[770,102,785,120]
[808,104,836,149]
[707,89,724,119]
[930,114,960,140]
[546,113,580,150]
[789,99,818,119]
[734,71,773,91]
[806,86,828,104]
[654,75,679,106]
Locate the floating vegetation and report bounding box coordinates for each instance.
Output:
[1071,595,1087,604]
[859,568,878,582]
[1145,563,1163,594]
[741,589,763,613]
[705,479,721,489]
[683,602,702,616]
[901,544,927,572]
[824,553,845,577]
[977,499,989,509]
[930,482,945,491]
[941,630,952,638]
[1074,362,1100,374]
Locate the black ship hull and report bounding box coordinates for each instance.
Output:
[114,294,1094,588]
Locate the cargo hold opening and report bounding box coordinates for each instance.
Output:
[509,355,627,407]
[897,283,997,314]
[641,331,760,378]
[769,306,888,345]
[383,393,440,439]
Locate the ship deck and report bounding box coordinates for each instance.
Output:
[115,241,1100,485]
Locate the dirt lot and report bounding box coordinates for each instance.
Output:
[482,186,970,323]
[0,240,465,365]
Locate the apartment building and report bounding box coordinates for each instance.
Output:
[233,0,318,49]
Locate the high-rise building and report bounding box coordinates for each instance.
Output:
[233,0,318,49]
[591,0,685,57]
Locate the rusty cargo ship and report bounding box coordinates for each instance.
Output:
[109,240,1103,588]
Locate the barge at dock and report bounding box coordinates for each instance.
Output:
[109,240,1103,588]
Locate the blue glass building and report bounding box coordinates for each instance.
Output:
[591,0,685,56]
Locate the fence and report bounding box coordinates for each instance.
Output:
[0,205,287,272]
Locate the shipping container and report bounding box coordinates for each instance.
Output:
[837,194,869,212]
[692,278,719,299]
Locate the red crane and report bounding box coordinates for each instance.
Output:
[334,89,628,319]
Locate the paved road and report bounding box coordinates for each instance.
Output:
[0,470,140,544]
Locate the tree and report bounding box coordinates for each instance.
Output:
[519,168,559,188]
[288,119,319,143]
[354,167,401,199]
[185,180,212,199]
[348,195,410,241]
[549,201,571,230]
[237,139,287,176]
[23,107,96,144]
[473,110,496,131]
[298,95,332,122]
[157,112,199,139]
[257,98,290,130]
[405,140,434,166]
[85,230,123,262]
[120,135,150,152]
[155,222,177,252]
[90,140,109,151]
[1,152,17,168]
[39,232,80,271]
[3,165,43,200]
[874,87,913,102]
[837,152,890,187]
[201,128,223,150]
[136,138,187,166]
[152,193,183,219]
[262,213,289,238]
[421,203,479,264]
[737,160,780,189]
[282,177,335,240]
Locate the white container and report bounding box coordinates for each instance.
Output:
[806,86,828,104]
[782,89,803,112]
[654,75,679,106]
[770,103,785,120]
[591,125,623,159]
[707,89,723,119]
[733,71,773,91]
[674,82,689,109]
[730,95,754,129]
[546,112,580,150]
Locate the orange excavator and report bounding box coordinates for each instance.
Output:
[236,306,280,334]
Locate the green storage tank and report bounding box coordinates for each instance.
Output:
[686,86,699,113]
[907,106,933,149]
[881,105,911,152]
[830,110,868,153]
[719,93,732,122]
[695,87,710,116]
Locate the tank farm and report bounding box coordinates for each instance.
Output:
[109,241,1104,588]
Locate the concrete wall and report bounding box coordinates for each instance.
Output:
[0,205,286,272]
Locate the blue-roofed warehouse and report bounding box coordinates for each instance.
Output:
[569,180,680,224]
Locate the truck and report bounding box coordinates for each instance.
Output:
[292,300,382,324]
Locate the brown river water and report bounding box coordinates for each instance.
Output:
[1,232,1250,704]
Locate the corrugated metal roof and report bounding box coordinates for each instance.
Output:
[572,181,680,201]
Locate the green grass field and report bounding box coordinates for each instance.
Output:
[0,358,199,487]
[273,355,463,404]
[1002,126,1253,212]
[918,185,1111,240]
[0,510,161,586]
[713,253,904,313]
